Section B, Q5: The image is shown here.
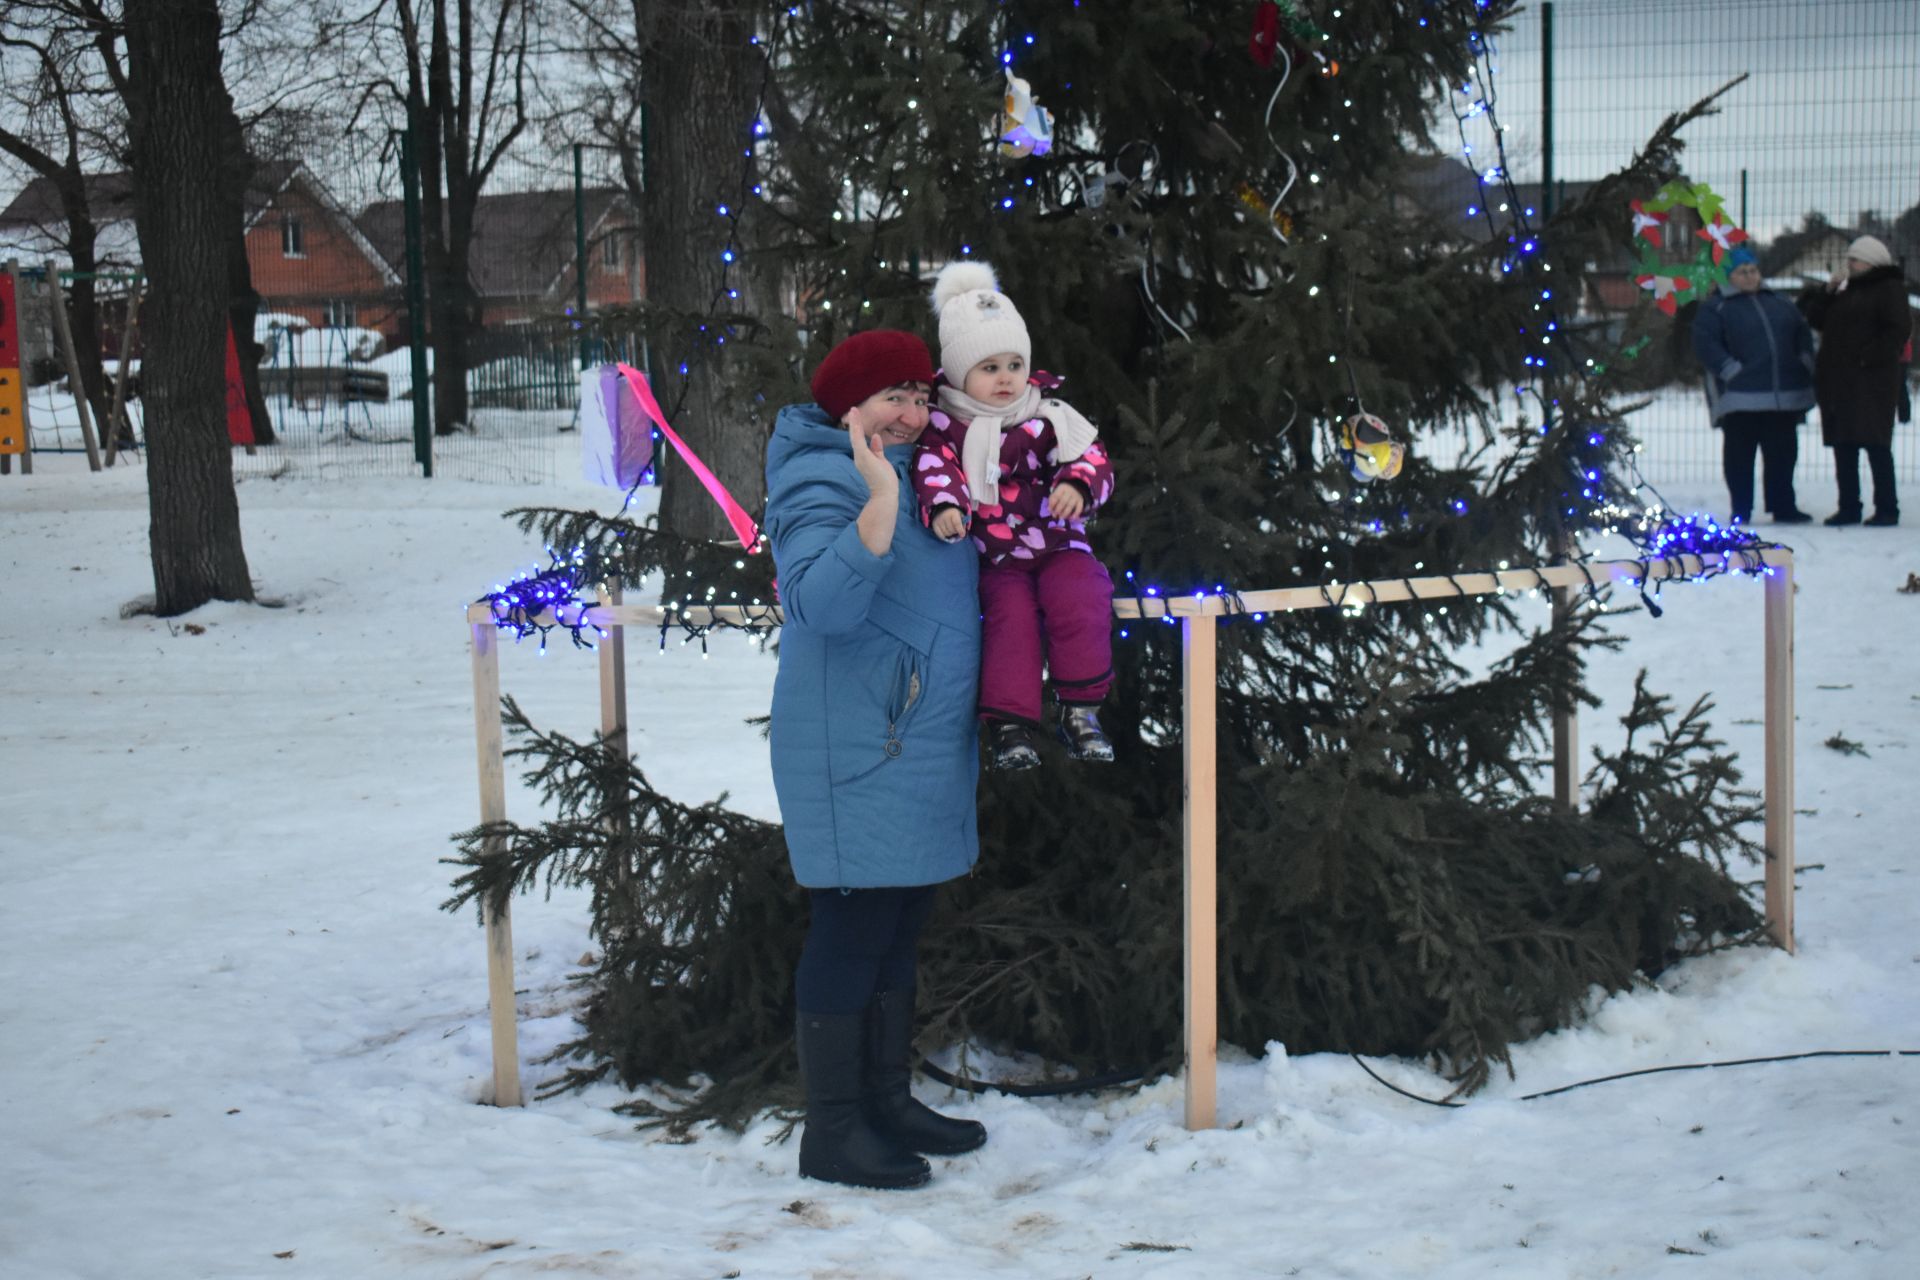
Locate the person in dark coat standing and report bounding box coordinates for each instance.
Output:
[1799,235,1913,526]
[764,329,988,1190]
[1693,246,1817,525]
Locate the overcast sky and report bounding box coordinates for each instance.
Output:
[1476,0,1919,238]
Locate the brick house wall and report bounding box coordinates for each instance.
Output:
[247,184,402,343]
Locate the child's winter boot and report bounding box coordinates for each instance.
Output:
[1056,704,1115,762]
[985,720,1041,771]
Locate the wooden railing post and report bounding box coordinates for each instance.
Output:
[597,581,629,754]
[1182,614,1219,1131]
[1763,559,1795,952]
[1550,536,1579,810]
[470,619,523,1106]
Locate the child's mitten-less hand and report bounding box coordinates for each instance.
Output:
[1049,483,1086,520]
[931,507,968,542]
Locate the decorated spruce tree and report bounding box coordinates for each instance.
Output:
[452,0,1765,1126]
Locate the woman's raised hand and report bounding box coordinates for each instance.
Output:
[846,412,900,502]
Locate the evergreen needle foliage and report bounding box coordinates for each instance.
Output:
[450,1,1769,1130]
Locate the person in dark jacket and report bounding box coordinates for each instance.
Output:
[1799,235,1914,526]
[765,329,987,1191]
[1693,246,1817,525]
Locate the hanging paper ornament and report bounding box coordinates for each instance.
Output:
[1249,1,1281,68]
[1274,0,1330,44]
[1644,179,1726,224]
[1696,213,1748,264]
[580,363,654,488]
[998,69,1054,158]
[1337,413,1405,482]
[1082,166,1129,210]
[1625,179,1742,313]
[1634,270,1693,316]
[1235,182,1294,239]
[1630,199,1667,244]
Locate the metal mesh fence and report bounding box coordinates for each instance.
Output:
[1487,0,1920,496]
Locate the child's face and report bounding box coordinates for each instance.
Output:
[962,352,1027,405]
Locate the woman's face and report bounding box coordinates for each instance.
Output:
[1847,256,1874,276]
[843,383,932,446]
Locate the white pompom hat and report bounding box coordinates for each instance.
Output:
[930,260,1030,381]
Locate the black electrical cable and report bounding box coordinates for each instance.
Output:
[921,1048,1920,1106]
[1352,1048,1920,1109]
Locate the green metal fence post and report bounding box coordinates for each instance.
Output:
[574,143,593,372]
[398,123,433,477]
[1541,2,1554,222]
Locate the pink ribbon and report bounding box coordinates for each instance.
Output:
[615,362,763,552]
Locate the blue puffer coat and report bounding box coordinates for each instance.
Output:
[765,402,982,889]
[1692,285,1816,425]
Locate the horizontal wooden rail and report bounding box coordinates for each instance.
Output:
[465,549,1793,631]
[468,548,1795,1126]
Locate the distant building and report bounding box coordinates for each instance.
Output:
[242,162,404,339]
[356,187,643,330]
[0,161,403,343]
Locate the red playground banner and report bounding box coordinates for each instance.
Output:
[224,322,255,446]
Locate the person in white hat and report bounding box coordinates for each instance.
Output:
[1798,234,1913,525]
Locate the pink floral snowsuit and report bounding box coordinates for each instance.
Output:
[913,397,1116,726]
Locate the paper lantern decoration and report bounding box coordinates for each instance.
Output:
[580,363,655,488]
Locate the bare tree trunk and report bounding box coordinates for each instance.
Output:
[396,0,523,435]
[645,4,768,542]
[125,0,254,615]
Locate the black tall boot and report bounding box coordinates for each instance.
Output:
[797,1011,931,1189]
[863,989,988,1156]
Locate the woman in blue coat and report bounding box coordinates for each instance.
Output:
[766,329,986,1190]
[1692,246,1817,525]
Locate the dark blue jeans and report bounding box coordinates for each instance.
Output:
[1720,412,1801,521]
[795,885,940,1015]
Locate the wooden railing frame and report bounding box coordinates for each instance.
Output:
[466,548,1795,1124]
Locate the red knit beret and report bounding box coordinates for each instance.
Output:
[809,329,936,421]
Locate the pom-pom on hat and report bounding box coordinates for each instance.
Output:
[809,329,936,422]
[1845,235,1893,268]
[930,260,1031,380]
[1725,245,1760,271]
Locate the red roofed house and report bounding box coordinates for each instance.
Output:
[356,187,642,330]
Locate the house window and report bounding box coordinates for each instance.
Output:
[601,234,622,271]
[281,215,304,257]
[323,299,356,328]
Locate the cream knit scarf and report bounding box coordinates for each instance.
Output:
[936,384,1100,512]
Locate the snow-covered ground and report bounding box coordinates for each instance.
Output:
[3,436,1918,1279]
